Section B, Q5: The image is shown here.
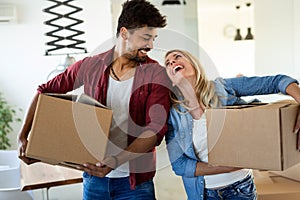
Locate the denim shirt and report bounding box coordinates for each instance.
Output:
[165,75,298,200]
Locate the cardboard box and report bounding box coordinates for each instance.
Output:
[207,100,300,170]
[271,162,300,182]
[254,170,300,200]
[26,93,113,169]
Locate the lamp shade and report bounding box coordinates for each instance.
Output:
[245,27,254,40]
[234,29,243,41]
[162,0,181,5]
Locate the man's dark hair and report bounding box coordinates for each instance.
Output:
[116,0,167,37]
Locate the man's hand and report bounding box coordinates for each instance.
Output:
[18,136,39,164]
[79,156,118,177]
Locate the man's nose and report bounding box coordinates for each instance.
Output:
[146,41,154,49]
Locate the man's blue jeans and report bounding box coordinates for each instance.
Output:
[82,172,156,200]
[204,174,257,200]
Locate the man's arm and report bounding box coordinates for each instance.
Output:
[18,92,40,164]
[79,130,157,177]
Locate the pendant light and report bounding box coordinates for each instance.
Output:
[162,0,181,5]
[234,5,242,41]
[244,2,254,40]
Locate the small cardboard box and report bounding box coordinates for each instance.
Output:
[254,170,300,200]
[26,93,113,169]
[207,100,300,170]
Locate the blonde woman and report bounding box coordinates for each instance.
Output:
[164,49,300,200]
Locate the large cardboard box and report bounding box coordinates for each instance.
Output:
[254,170,300,200]
[26,93,113,169]
[207,100,300,170]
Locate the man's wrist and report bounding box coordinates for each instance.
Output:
[110,155,119,169]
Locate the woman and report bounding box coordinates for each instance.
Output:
[164,49,300,200]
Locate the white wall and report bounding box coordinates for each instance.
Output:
[294,0,300,77]
[0,0,113,149]
[197,1,255,79]
[254,0,300,79]
[254,0,295,76]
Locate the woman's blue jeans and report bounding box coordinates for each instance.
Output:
[82,172,156,200]
[204,174,257,200]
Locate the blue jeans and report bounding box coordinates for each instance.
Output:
[204,174,257,200]
[82,172,156,200]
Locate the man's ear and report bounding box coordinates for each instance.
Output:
[120,27,128,40]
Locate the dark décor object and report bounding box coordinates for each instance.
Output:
[43,0,87,55]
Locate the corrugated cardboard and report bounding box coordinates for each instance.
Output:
[207,100,300,170]
[271,162,300,182]
[25,93,113,169]
[254,170,300,200]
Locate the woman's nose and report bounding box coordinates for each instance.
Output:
[169,60,176,66]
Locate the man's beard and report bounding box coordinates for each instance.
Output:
[128,48,151,62]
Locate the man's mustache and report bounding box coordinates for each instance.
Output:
[138,48,151,52]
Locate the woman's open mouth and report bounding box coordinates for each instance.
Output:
[173,65,183,74]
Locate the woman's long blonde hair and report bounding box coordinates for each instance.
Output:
[165,49,220,109]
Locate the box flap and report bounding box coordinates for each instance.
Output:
[271,160,300,182]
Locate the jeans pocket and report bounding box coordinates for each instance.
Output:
[83,172,94,183]
[235,177,257,198]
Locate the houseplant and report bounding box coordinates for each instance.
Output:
[0,92,21,150]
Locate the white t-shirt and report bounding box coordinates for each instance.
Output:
[106,76,133,178]
[192,114,251,189]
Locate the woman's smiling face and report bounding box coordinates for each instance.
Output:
[164,51,196,82]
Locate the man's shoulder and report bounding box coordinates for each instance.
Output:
[81,48,114,67]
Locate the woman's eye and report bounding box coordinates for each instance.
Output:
[175,54,181,59]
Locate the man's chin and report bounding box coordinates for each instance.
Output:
[131,56,147,62]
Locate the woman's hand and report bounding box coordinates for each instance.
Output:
[295,109,300,150]
[284,82,300,150]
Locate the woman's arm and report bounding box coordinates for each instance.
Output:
[286,82,300,104]
[194,162,241,176]
[224,75,298,97]
[285,82,300,150]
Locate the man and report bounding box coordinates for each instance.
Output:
[18,0,171,199]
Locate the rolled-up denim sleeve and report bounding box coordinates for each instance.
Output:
[277,75,299,94]
[224,74,299,96]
